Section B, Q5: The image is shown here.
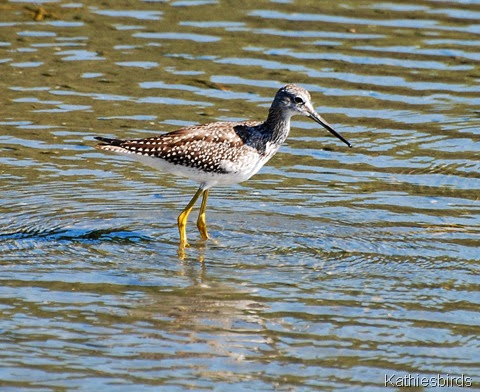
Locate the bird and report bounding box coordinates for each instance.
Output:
[95,84,352,251]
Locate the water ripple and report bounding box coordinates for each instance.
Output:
[0,1,479,391]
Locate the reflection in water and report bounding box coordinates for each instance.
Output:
[0,0,479,390]
[129,266,269,367]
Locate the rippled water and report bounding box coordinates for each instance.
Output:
[1,0,479,390]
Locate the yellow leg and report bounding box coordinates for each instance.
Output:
[177,187,203,248]
[197,189,210,240]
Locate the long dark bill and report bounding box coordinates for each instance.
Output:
[308,112,352,148]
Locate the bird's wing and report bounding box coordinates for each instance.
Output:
[95,121,261,174]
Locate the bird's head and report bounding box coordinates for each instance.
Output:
[274,84,352,148]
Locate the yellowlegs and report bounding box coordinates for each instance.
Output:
[95,84,351,249]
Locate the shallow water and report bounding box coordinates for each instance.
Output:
[0,0,479,390]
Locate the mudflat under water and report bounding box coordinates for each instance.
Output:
[0,0,479,390]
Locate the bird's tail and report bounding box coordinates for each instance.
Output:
[94,136,123,146]
[94,136,131,153]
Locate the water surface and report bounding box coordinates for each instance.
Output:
[0,0,479,390]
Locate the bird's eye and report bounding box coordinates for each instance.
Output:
[294,96,304,104]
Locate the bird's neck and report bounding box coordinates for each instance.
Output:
[262,104,292,145]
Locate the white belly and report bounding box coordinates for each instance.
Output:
[132,146,277,189]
